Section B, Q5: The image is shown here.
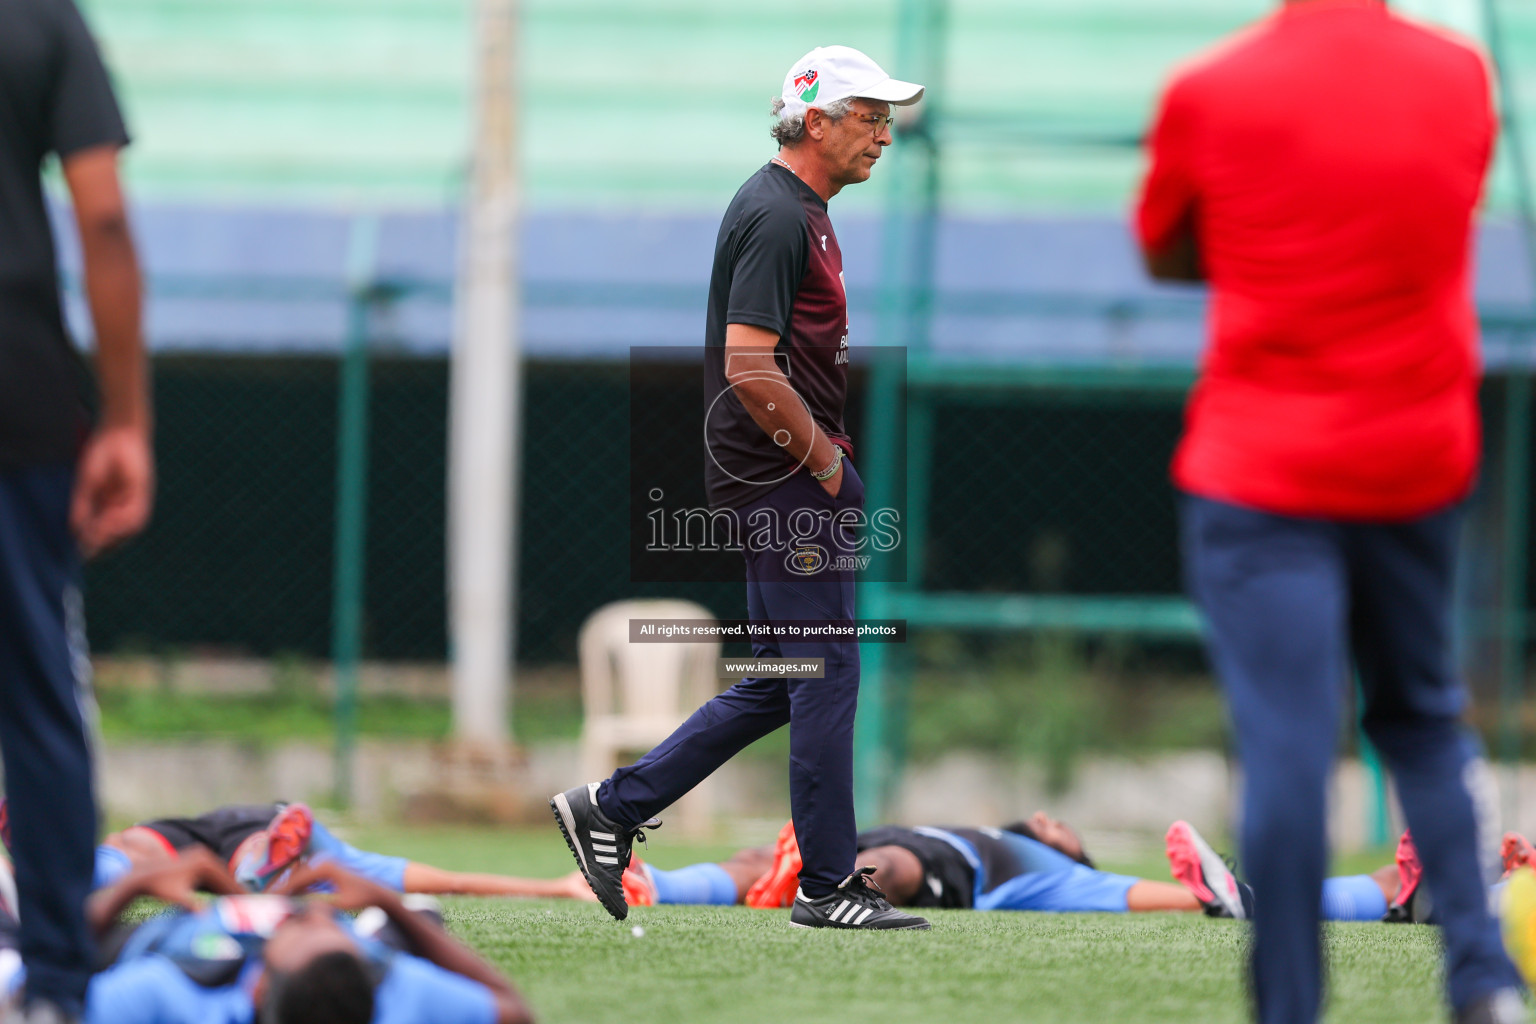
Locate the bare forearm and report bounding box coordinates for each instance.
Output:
[732,373,836,470]
[84,852,240,935]
[374,890,520,1000]
[63,146,149,431]
[722,324,838,475]
[85,880,142,937]
[81,220,148,428]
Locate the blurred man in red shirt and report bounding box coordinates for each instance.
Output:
[1137,2,1523,1023]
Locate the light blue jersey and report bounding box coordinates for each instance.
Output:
[306,820,410,893]
[83,898,496,1024]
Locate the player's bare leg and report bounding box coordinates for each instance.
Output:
[99,827,177,871]
[1370,864,1399,904]
[402,862,599,900]
[1127,881,1203,912]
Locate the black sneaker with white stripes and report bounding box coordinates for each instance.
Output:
[549,782,659,921]
[789,866,931,930]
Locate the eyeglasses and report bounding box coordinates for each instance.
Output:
[850,112,896,134]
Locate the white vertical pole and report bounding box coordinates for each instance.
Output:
[449,0,520,748]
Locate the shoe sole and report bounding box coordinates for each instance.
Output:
[549,793,629,921]
[786,919,932,930]
[1167,821,1244,919]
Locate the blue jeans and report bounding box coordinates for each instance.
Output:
[1181,493,1518,1024]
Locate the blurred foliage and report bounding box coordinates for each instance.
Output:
[905,632,1229,793]
[93,635,1233,789]
[93,672,584,746]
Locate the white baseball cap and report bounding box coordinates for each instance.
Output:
[777,45,924,122]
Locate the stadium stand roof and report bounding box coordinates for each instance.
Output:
[66,0,1286,211]
[64,0,1536,358]
[78,0,1535,213]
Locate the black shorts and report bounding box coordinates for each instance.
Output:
[135,803,284,863]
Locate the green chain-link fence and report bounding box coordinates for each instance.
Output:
[81,354,1532,681]
[83,354,752,665]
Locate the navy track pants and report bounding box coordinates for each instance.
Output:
[1181,494,1519,1024]
[600,462,864,897]
[0,464,97,1014]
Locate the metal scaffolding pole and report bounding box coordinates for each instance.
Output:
[331,214,380,807]
[449,0,521,750]
[856,0,945,823]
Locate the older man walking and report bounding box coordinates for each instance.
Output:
[1137,2,1522,1022]
[552,45,928,931]
[0,1,152,1021]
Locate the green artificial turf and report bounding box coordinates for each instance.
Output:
[450,902,1446,1024]
[321,825,1468,1024]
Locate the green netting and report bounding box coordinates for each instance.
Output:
[82,356,747,663]
[76,353,1525,700]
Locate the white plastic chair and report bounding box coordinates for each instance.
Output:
[579,599,722,836]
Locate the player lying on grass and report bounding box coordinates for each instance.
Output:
[0,850,532,1024]
[609,814,1406,922]
[1181,824,1536,927]
[0,798,593,900]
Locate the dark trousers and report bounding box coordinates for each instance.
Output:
[1181,494,1519,1024]
[599,462,864,897]
[0,465,97,1014]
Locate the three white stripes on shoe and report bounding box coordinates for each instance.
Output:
[828,900,874,926]
[583,829,620,859]
[591,830,619,865]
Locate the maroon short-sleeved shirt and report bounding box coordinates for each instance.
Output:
[1136,0,1495,520]
[704,162,851,510]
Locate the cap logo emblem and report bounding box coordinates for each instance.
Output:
[793,70,819,103]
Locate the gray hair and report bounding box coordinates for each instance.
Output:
[770,96,854,146]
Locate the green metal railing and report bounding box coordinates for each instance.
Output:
[331,215,381,808]
[854,0,1536,833]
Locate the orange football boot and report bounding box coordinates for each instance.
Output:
[233,803,315,892]
[744,820,801,909]
[622,855,656,907]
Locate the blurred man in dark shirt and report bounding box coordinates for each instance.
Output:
[0,1,151,1019]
